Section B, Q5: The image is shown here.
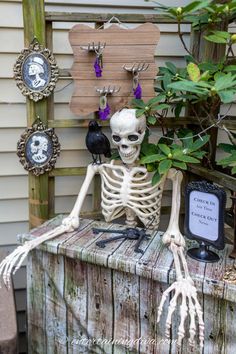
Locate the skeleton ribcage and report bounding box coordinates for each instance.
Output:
[100,163,165,228]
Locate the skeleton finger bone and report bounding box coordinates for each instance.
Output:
[188,295,197,347]
[157,282,176,323]
[193,292,204,350]
[165,289,180,338]
[177,292,188,347]
[157,278,204,349]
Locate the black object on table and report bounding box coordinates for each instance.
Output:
[93,227,150,254]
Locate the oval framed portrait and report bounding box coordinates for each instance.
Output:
[13,38,59,102]
[17,119,60,176]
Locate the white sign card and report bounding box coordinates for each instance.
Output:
[189,191,219,241]
[185,181,226,250]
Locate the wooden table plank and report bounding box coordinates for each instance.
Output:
[20,215,236,301]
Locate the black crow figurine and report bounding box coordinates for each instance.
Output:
[86,120,111,164]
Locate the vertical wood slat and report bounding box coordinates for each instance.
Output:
[22,0,49,229]
[44,252,66,354]
[27,250,47,353]
[46,20,56,219]
[113,271,140,354]
[91,21,104,214]
[87,264,113,353]
[64,258,89,354]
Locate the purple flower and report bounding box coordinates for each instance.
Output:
[98,103,110,120]
[133,83,142,99]
[94,58,102,77]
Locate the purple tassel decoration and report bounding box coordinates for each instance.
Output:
[133,83,142,99]
[98,103,110,120]
[94,57,102,77]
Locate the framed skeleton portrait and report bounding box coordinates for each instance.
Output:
[13,38,59,102]
[17,119,60,176]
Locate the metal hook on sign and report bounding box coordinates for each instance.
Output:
[96,86,120,95]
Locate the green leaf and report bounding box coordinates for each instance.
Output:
[195,81,212,88]
[218,90,236,103]
[172,161,187,170]
[218,143,236,153]
[141,143,158,155]
[211,30,231,39]
[165,61,177,74]
[136,109,146,118]
[183,0,211,13]
[204,34,228,44]
[224,65,236,72]
[131,99,146,108]
[151,103,170,111]
[190,135,209,151]
[152,171,162,185]
[140,154,166,164]
[217,152,236,165]
[168,80,207,94]
[174,102,183,118]
[199,70,210,81]
[147,96,164,106]
[148,115,156,125]
[232,166,236,174]
[187,62,201,82]
[174,154,200,163]
[181,132,193,149]
[215,73,236,91]
[199,62,219,72]
[158,159,172,174]
[158,144,171,156]
[191,151,206,159]
[163,72,172,90]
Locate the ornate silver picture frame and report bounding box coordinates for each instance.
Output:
[17,119,61,176]
[13,38,59,102]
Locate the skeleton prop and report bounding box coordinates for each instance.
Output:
[0,109,204,349]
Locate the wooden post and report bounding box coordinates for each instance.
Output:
[189,6,228,166]
[22,0,49,228]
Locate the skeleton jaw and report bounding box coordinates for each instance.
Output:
[118,145,140,165]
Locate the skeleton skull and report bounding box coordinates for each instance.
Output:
[110,108,146,164]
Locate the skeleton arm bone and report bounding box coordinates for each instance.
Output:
[158,168,204,349]
[62,163,98,229]
[0,163,98,288]
[162,168,185,247]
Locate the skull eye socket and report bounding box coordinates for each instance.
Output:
[112,135,121,142]
[128,135,139,141]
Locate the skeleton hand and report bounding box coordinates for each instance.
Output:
[157,243,204,350]
[0,222,69,289]
[157,275,204,349]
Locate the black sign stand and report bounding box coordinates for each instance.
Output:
[185,181,226,263]
[187,241,219,263]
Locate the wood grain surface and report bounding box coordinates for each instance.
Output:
[69,23,160,116]
[23,215,236,353]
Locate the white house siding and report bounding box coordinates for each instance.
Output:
[0,1,234,352]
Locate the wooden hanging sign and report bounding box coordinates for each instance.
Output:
[69,23,160,116]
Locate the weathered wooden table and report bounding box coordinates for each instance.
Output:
[20,215,236,354]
